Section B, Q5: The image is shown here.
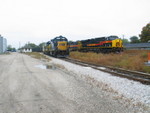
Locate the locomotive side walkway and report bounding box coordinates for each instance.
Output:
[0,53,149,113]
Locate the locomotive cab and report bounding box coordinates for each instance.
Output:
[50,36,69,57]
[57,41,68,51]
[108,36,123,52]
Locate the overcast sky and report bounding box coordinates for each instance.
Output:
[0,0,150,48]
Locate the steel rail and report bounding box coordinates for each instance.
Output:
[60,57,150,85]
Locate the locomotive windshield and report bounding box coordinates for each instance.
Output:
[107,36,119,40]
[46,41,50,45]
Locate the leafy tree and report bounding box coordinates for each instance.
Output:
[39,42,46,48]
[11,48,16,52]
[139,23,150,42]
[7,45,12,51]
[24,43,37,48]
[22,42,46,52]
[7,45,16,52]
[122,38,129,43]
[130,36,140,43]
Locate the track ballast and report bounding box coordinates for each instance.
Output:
[59,57,150,85]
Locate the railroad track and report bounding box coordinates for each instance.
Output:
[59,57,150,85]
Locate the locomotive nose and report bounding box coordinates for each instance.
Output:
[116,42,120,47]
[57,41,68,50]
[116,39,121,47]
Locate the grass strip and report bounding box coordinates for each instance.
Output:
[69,50,150,73]
[25,52,51,61]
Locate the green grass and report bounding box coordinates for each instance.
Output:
[69,50,150,73]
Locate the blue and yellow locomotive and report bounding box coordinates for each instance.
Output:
[43,36,69,57]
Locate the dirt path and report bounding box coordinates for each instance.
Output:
[0,53,143,113]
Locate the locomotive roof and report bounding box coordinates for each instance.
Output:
[107,35,119,38]
[80,36,119,42]
[46,41,50,45]
[51,36,68,42]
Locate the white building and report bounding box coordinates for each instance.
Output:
[21,48,32,53]
[20,44,32,53]
[0,35,7,54]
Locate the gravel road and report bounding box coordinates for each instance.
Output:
[0,53,145,113]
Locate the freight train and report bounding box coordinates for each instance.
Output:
[43,36,69,57]
[69,36,123,53]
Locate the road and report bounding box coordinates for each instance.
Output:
[0,53,141,113]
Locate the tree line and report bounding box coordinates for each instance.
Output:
[123,22,150,43]
[7,42,46,52]
[20,42,45,52]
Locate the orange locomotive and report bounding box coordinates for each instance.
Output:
[69,36,123,53]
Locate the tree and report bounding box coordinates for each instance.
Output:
[7,45,12,51]
[130,36,140,43]
[24,43,37,48]
[39,42,46,48]
[22,42,45,52]
[122,38,129,43]
[7,45,16,52]
[139,23,150,42]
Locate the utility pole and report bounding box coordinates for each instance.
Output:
[19,42,21,49]
[122,35,124,40]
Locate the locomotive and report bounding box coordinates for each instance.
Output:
[69,36,123,53]
[43,36,69,57]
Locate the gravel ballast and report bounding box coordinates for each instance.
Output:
[49,57,150,109]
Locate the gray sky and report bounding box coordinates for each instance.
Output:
[0,0,150,48]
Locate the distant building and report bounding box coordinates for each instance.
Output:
[124,43,150,50]
[20,45,32,53]
[0,35,7,54]
[21,48,32,53]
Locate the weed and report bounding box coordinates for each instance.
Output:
[69,50,150,73]
[25,52,51,61]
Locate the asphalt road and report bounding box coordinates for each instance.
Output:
[0,53,141,113]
